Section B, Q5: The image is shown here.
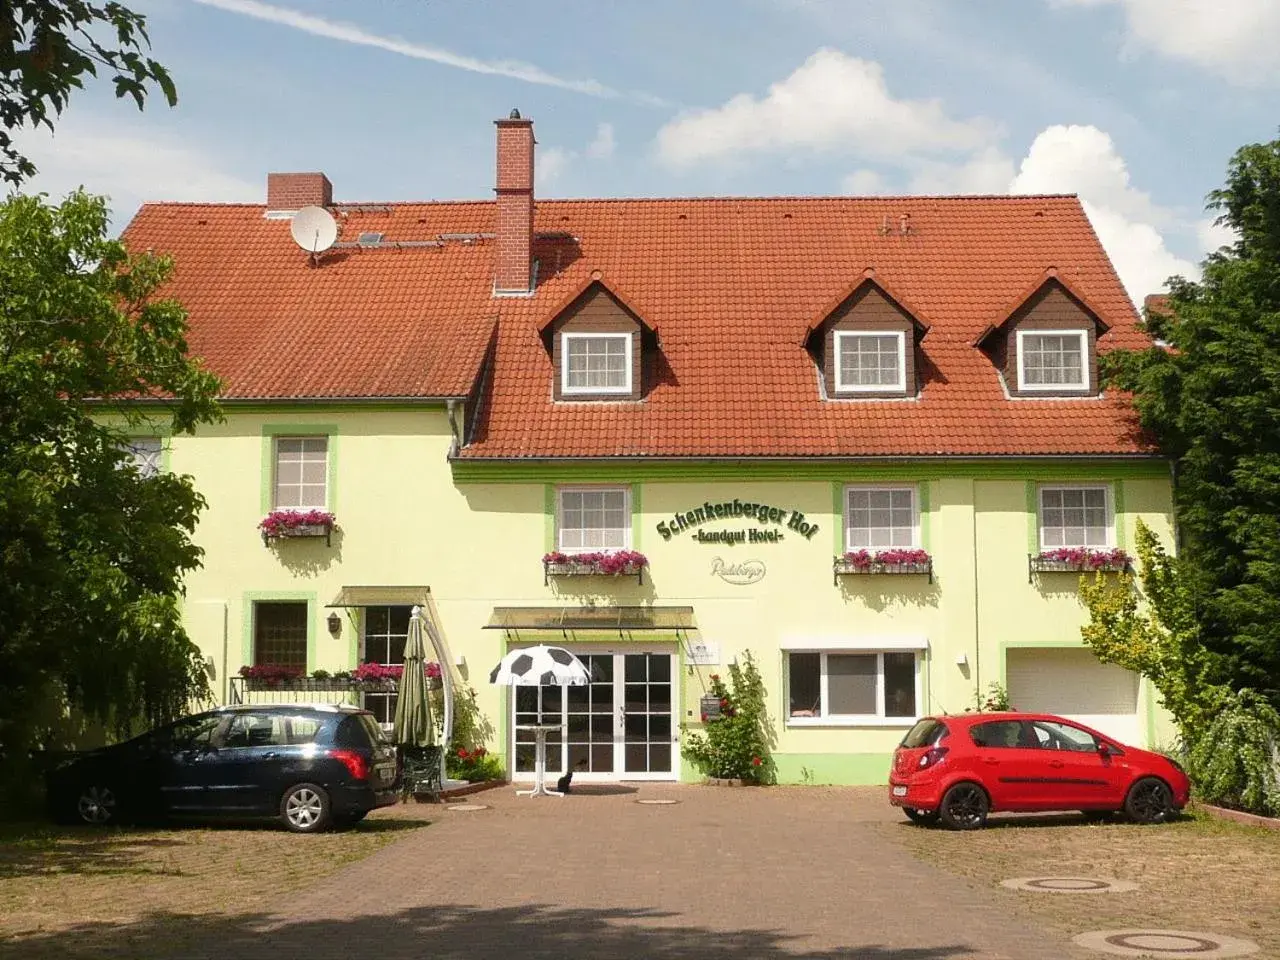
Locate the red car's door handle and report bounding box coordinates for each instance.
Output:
[983,758,999,765]
[1048,760,1065,769]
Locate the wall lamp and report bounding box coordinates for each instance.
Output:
[327,612,342,637]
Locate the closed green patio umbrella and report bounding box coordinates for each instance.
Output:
[393,606,434,748]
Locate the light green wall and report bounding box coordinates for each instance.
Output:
[171,409,1176,786]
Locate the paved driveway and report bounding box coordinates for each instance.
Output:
[199,783,1092,960]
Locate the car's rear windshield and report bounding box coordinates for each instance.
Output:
[900,719,948,748]
[335,713,386,749]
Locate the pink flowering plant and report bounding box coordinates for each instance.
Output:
[839,548,931,569]
[352,662,442,682]
[1034,546,1131,569]
[259,508,336,539]
[542,549,649,574]
[683,653,773,783]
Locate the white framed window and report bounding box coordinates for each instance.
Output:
[122,437,162,478]
[844,485,918,550]
[561,332,632,395]
[787,651,920,724]
[1039,484,1112,548]
[1016,329,1089,391]
[273,436,328,510]
[557,486,630,552]
[834,330,906,393]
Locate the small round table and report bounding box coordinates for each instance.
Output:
[514,723,565,798]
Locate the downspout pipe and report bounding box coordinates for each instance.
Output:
[445,399,461,456]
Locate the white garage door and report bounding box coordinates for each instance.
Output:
[1006,647,1142,745]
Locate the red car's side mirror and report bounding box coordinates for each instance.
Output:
[1097,742,1111,757]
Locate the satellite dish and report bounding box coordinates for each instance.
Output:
[290,205,338,255]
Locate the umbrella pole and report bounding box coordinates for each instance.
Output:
[420,610,454,786]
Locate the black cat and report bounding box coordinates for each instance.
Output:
[556,758,587,794]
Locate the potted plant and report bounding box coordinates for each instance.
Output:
[259,508,337,545]
[238,664,305,689]
[833,548,933,583]
[1030,546,1131,574]
[542,549,649,584]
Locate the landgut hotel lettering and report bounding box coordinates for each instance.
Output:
[655,499,819,543]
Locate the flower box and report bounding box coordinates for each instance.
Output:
[542,550,648,585]
[833,550,933,585]
[259,509,336,546]
[1028,548,1131,582]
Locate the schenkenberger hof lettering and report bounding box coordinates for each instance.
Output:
[656,499,819,546]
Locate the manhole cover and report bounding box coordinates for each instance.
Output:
[446,803,489,812]
[636,799,680,805]
[1074,929,1259,957]
[1002,877,1137,893]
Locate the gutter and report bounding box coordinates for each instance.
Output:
[449,453,1168,465]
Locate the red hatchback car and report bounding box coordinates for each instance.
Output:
[888,712,1190,830]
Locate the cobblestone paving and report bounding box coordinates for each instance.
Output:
[8,785,1097,959]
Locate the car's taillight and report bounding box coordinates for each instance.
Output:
[918,746,949,770]
[330,748,369,781]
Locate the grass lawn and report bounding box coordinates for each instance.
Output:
[892,806,1280,953]
[0,804,431,949]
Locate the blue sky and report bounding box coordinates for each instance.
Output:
[19,0,1280,301]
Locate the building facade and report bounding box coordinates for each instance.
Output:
[121,113,1176,785]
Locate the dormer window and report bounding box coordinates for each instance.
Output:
[835,331,906,393]
[543,277,650,402]
[1016,330,1088,392]
[562,332,632,395]
[805,272,929,401]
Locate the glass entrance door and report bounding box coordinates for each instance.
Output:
[511,647,677,781]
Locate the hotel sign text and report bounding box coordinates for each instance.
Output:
[656,499,819,545]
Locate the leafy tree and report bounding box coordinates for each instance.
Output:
[0,190,221,767]
[0,1,176,184]
[1081,523,1280,814]
[1103,136,1280,704]
[683,652,774,783]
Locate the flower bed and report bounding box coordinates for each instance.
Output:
[236,662,441,692]
[833,549,933,584]
[542,549,648,584]
[259,508,336,545]
[1029,547,1132,575]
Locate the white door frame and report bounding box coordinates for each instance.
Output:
[508,643,680,782]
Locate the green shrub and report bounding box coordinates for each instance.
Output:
[447,746,504,782]
[974,681,1010,712]
[1186,689,1280,817]
[683,652,773,783]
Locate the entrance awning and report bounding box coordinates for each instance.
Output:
[484,605,696,633]
[327,585,431,608]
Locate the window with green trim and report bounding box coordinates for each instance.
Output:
[273,437,328,509]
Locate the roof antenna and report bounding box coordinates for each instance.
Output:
[289,205,338,267]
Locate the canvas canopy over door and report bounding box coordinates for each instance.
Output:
[1005,647,1142,746]
[510,645,679,782]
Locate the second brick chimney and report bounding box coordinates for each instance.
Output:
[266,172,332,215]
[494,109,535,295]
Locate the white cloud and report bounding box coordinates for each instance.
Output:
[1009,125,1197,298]
[1050,0,1280,85]
[655,48,996,167]
[1197,216,1237,253]
[586,123,616,160]
[536,146,574,187]
[840,169,886,194]
[15,116,257,227]
[191,0,644,99]
[907,147,1015,195]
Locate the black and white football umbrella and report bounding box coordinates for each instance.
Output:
[489,645,591,686]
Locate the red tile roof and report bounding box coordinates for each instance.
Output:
[123,195,1153,458]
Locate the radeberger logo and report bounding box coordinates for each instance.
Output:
[711,557,766,585]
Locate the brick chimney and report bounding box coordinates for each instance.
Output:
[494,109,535,295]
[266,172,332,214]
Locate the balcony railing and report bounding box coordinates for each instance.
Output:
[228,676,395,706]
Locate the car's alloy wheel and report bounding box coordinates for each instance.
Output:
[939,783,989,830]
[1125,777,1173,824]
[76,785,117,825]
[903,807,939,825]
[281,783,331,833]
